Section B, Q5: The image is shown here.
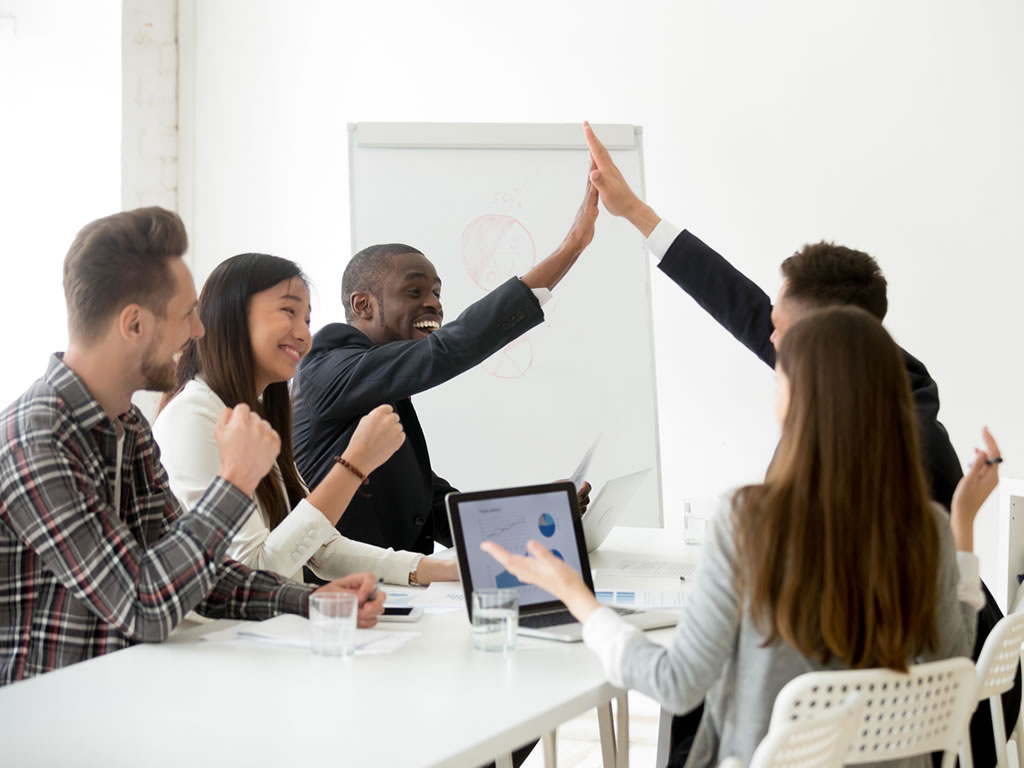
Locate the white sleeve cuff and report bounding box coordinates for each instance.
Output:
[644,219,683,261]
[531,287,553,307]
[582,606,642,688]
[956,551,985,612]
[309,528,421,587]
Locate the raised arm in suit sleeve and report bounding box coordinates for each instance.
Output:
[648,222,777,368]
[295,276,544,423]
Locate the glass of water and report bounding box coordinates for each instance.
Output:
[684,499,710,546]
[309,592,358,656]
[472,588,518,652]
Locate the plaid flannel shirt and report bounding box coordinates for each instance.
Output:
[0,355,313,685]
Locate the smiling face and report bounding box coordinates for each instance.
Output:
[364,251,444,344]
[248,277,311,393]
[139,256,203,392]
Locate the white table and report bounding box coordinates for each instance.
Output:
[0,527,696,768]
[591,527,700,768]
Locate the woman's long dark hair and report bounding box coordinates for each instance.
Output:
[164,253,308,529]
[733,305,939,671]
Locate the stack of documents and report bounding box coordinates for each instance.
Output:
[203,614,419,655]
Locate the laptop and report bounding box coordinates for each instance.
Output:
[581,468,651,553]
[447,481,678,642]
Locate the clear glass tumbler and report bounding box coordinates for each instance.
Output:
[471,588,518,652]
[309,592,358,656]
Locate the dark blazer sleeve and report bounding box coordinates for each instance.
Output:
[658,230,777,368]
[430,472,458,548]
[297,276,545,423]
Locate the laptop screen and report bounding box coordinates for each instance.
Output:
[448,482,592,612]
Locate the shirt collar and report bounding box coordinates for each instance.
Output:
[43,353,141,434]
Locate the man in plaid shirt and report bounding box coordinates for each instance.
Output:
[0,208,385,685]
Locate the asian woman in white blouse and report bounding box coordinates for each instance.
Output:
[154,253,457,587]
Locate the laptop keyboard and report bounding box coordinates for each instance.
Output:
[520,606,639,629]
[610,606,640,617]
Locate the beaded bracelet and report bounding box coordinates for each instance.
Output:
[334,455,369,486]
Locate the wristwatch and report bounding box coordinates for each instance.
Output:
[408,554,424,586]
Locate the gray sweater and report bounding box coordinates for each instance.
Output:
[596,500,979,768]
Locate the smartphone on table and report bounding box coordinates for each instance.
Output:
[379,606,424,622]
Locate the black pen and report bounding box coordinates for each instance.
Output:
[368,576,384,601]
[986,457,1004,466]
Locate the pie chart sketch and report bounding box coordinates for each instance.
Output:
[538,513,556,537]
[482,335,533,379]
[462,214,536,292]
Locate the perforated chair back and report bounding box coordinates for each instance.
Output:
[770,657,977,768]
[975,612,1024,768]
[736,693,865,768]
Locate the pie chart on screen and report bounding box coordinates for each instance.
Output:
[538,513,556,537]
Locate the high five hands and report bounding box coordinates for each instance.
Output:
[583,121,662,238]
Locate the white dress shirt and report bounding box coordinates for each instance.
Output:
[643,219,683,262]
[152,378,419,586]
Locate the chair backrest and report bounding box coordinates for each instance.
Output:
[770,657,977,768]
[744,693,864,768]
[974,611,1024,768]
[976,612,1024,701]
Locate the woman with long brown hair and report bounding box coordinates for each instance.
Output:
[484,306,1000,768]
[154,253,457,586]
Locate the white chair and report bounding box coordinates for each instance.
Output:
[1004,641,1024,768]
[769,657,978,768]
[974,612,1024,768]
[719,693,864,768]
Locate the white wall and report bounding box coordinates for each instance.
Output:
[0,0,121,407]
[181,0,1024,605]
[122,0,180,420]
[122,0,179,212]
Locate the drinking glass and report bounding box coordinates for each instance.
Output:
[471,588,518,652]
[309,592,358,656]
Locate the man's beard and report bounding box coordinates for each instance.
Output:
[140,348,177,392]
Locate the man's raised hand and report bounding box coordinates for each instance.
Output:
[583,121,661,237]
[215,404,281,496]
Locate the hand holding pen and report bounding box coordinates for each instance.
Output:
[312,572,386,628]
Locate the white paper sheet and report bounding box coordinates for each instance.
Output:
[409,581,466,614]
[594,589,686,610]
[203,615,419,655]
[570,434,602,491]
[596,560,697,580]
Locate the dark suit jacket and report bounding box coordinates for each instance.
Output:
[291,277,544,555]
[659,229,1017,768]
[660,230,965,508]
